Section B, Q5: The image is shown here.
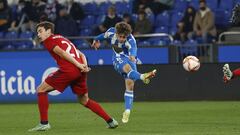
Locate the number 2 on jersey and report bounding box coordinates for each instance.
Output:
[61,40,80,58]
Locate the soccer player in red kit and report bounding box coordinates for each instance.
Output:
[28,21,118,131]
[223,64,240,83]
[222,4,240,83]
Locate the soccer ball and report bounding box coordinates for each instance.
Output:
[182,56,200,72]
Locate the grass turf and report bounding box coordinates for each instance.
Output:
[0,102,240,135]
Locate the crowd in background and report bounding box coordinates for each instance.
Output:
[0,0,236,50]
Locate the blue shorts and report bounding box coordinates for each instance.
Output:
[112,54,137,79]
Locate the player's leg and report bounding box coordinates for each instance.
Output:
[122,63,157,84]
[223,64,240,82]
[77,94,118,128]
[122,79,134,123]
[72,73,118,128]
[29,70,73,131]
[28,81,53,131]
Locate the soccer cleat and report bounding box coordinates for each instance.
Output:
[122,110,130,123]
[107,118,118,129]
[28,123,51,132]
[143,69,157,84]
[223,64,233,83]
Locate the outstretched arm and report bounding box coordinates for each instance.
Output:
[91,33,105,50]
[92,27,114,50]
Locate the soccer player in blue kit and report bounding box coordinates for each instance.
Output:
[92,22,157,123]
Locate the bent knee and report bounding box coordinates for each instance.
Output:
[37,87,46,93]
[123,64,132,73]
[78,94,89,105]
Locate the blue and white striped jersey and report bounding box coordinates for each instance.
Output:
[94,27,137,57]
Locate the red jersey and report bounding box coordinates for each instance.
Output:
[43,34,83,72]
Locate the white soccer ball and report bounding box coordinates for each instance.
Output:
[182,56,200,72]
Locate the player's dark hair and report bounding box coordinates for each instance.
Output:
[199,0,206,4]
[36,21,55,33]
[115,22,132,36]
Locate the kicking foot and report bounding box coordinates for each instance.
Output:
[28,123,51,132]
[223,64,233,83]
[107,118,118,129]
[122,110,130,123]
[143,69,157,84]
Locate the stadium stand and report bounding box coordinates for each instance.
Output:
[0,0,238,57]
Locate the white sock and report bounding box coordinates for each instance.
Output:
[140,74,144,80]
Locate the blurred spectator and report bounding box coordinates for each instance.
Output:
[134,10,152,35]
[0,0,11,32]
[9,0,29,32]
[189,0,216,43]
[122,13,135,30]
[174,6,196,42]
[66,0,85,26]
[24,0,46,32]
[132,0,154,15]
[151,0,174,14]
[45,0,62,22]
[93,5,122,35]
[55,7,78,37]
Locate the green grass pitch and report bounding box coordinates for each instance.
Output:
[0,102,240,135]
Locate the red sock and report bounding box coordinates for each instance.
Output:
[38,93,49,123]
[233,69,240,77]
[85,99,111,122]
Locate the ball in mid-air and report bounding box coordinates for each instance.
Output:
[183,56,200,72]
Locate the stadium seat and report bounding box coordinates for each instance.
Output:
[4,31,18,47]
[147,13,155,25]
[169,26,178,36]
[153,39,169,46]
[95,15,105,25]
[138,40,151,47]
[154,26,169,34]
[115,1,130,14]
[148,37,170,46]
[208,0,218,10]
[155,11,170,27]
[80,28,92,36]
[98,2,112,15]
[219,0,233,10]
[80,15,95,29]
[0,31,4,39]
[179,39,198,56]
[131,14,138,22]
[2,44,15,50]
[82,2,98,15]
[73,40,90,48]
[170,12,184,28]
[172,40,182,46]
[214,9,231,28]
[173,0,187,12]
[235,0,240,4]
[18,31,34,48]
[189,0,199,9]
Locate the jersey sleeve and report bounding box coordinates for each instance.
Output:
[126,35,137,57]
[94,27,115,41]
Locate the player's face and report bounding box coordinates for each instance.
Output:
[117,34,127,43]
[37,27,51,42]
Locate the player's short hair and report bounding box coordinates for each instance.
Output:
[199,0,206,4]
[115,22,132,36]
[36,21,55,33]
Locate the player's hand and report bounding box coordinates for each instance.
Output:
[91,40,100,50]
[77,64,91,72]
[129,56,136,63]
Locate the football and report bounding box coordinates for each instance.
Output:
[183,56,200,72]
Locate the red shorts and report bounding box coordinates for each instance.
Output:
[45,69,88,95]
